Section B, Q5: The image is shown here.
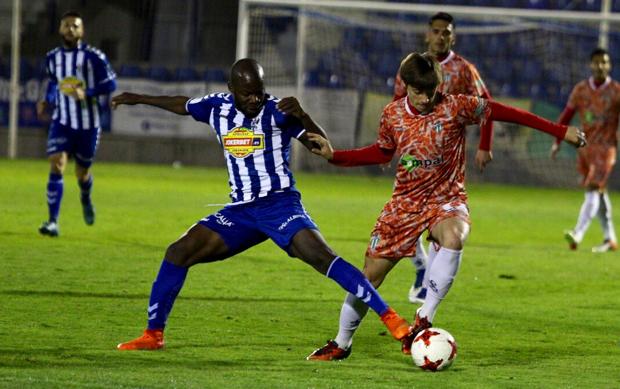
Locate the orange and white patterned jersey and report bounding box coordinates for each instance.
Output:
[393,51,490,100]
[377,93,491,213]
[567,77,620,147]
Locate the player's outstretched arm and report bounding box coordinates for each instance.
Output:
[111,92,190,115]
[488,101,586,148]
[306,133,394,167]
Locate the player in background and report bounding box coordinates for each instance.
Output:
[306,52,585,361]
[112,58,412,351]
[393,12,494,304]
[551,48,620,253]
[37,11,117,237]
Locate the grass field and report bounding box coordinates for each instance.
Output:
[1,158,620,388]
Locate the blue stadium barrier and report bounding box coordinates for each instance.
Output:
[174,67,201,81]
[204,68,227,83]
[147,66,172,81]
[118,64,143,78]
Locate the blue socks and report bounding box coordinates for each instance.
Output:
[326,257,389,316]
[147,260,189,330]
[46,173,64,222]
[78,175,93,205]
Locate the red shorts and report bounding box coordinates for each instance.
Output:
[366,199,470,260]
[577,146,616,189]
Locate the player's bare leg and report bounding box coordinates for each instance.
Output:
[289,230,410,343]
[39,152,67,237]
[307,255,401,360]
[118,224,230,350]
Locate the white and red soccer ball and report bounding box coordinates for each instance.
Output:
[411,327,457,371]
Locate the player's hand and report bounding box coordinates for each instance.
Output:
[550,142,560,160]
[474,149,493,172]
[563,126,586,148]
[36,101,48,118]
[111,92,141,109]
[277,97,306,119]
[63,85,86,101]
[306,132,334,160]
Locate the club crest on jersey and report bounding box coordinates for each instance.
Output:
[400,154,444,173]
[222,127,265,158]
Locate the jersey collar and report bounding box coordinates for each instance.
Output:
[405,96,420,116]
[588,76,611,91]
[438,50,455,66]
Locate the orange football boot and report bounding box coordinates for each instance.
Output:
[117,329,164,350]
[380,307,411,340]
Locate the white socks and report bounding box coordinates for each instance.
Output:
[419,247,462,323]
[423,241,440,289]
[334,293,369,349]
[409,238,428,270]
[573,190,600,242]
[598,191,617,242]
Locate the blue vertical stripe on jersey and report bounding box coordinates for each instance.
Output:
[86,58,96,129]
[261,105,280,191]
[241,116,262,200]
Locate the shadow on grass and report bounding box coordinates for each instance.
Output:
[0,289,342,304]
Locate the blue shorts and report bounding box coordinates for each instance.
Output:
[198,190,318,256]
[46,121,101,168]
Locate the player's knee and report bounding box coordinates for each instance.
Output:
[49,157,66,174]
[75,167,90,182]
[165,242,191,267]
[440,233,465,251]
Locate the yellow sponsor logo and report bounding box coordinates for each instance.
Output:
[222,127,264,158]
[59,76,85,94]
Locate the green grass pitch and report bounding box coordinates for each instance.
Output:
[1,158,620,388]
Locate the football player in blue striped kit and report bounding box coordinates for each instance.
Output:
[37,11,117,237]
[111,58,412,352]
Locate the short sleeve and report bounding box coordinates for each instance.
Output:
[376,106,396,151]
[89,50,116,85]
[566,85,579,109]
[186,94,215,123]
[273,108,305,138]
[464,64,489,98]
[455,95,490,126]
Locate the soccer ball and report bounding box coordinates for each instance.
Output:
[411,327,457,371]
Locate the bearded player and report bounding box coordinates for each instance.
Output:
[37,11,117,237]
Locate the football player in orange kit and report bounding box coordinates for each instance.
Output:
[306,52,585,360]
[552,48,620,253]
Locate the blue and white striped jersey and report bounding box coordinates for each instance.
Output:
[186,93,305,204]
[44,43,117,130]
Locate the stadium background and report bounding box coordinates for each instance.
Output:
[1,0,620,188]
